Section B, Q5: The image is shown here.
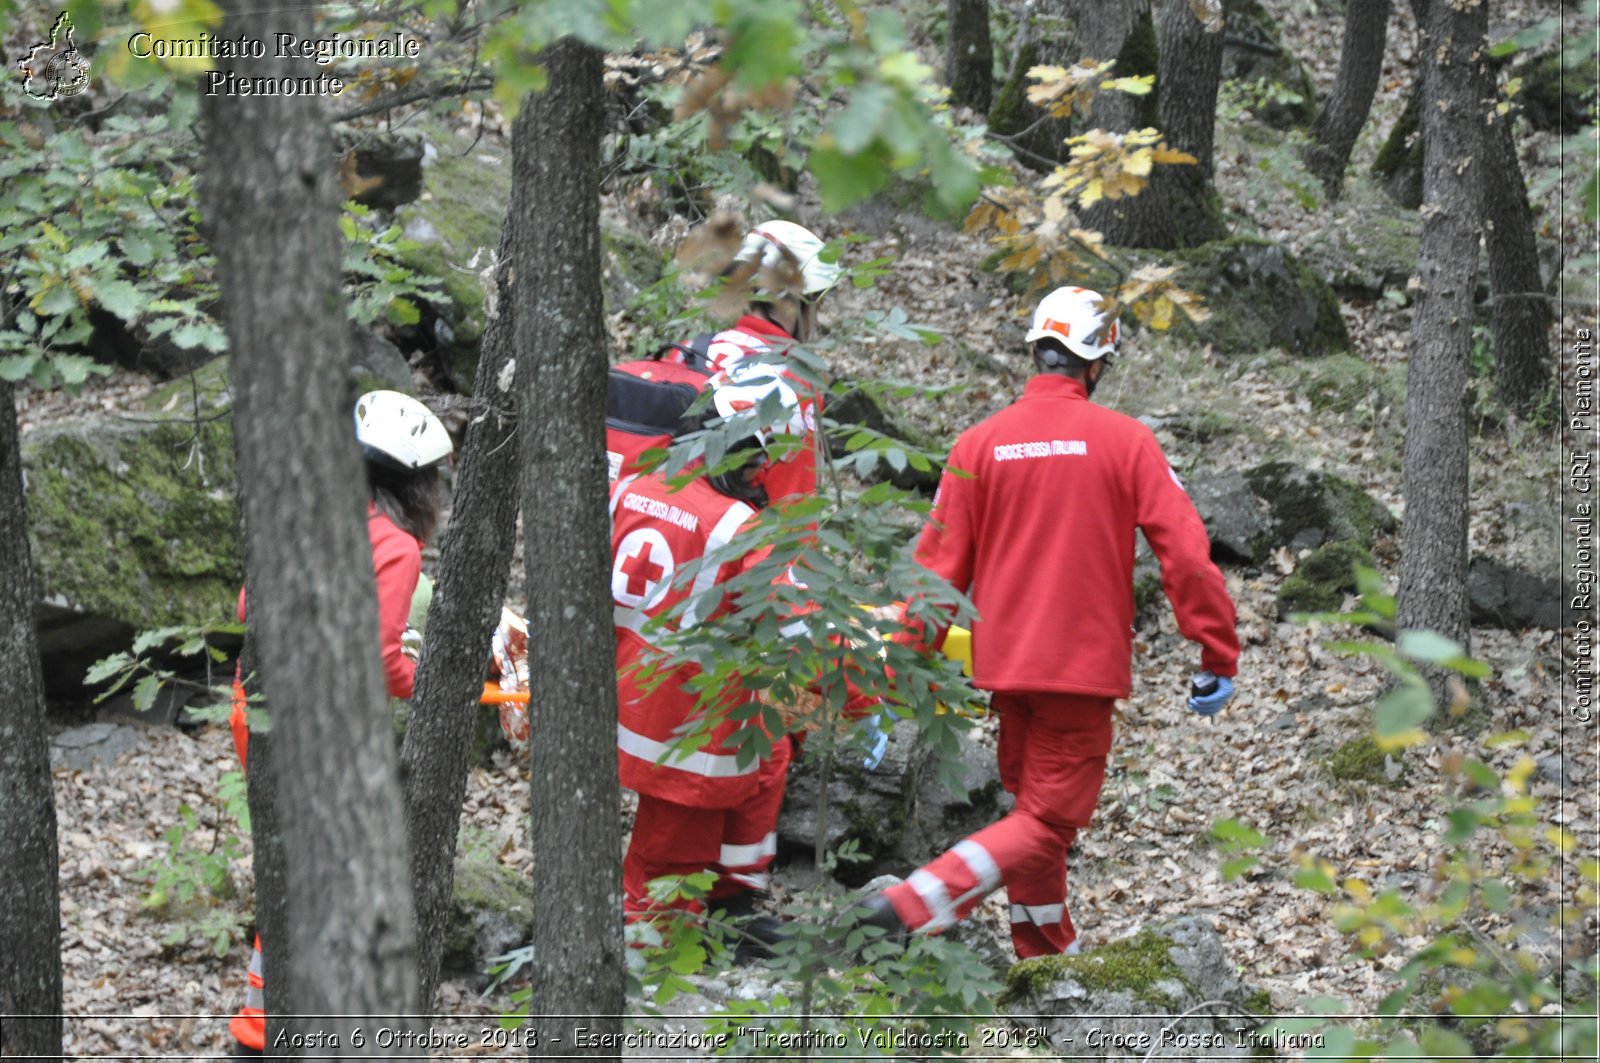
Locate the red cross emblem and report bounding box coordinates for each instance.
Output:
[612,529,674,610]
[620,539,665,598]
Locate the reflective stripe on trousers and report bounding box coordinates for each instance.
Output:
[229,935,266,1050]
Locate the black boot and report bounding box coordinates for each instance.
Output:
[857,894,910,947]
[706,893,784,964]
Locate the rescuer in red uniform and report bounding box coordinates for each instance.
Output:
[229,390,452,1056]
[861,287,1241,958]
[606,219,841,505]
[610,366,810,959]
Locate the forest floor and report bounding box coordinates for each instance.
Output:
[32,0,1597,1058]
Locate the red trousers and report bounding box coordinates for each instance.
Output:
[624,736,793,918]
[884,692,1113,957]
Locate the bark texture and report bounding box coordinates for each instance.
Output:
[238,633,290,1061]
[1076,0,1148,133]
[511,37,626,1056]
[988,0,1075,171]
[1483,105,1553,415]
[1306,0,1393,195]
[946,0,994,112]
[403,224,522,1012]
[1396,0,1486,671]
[0,380,63,1061]
[203,0,420,1049]
[1149,0,1228,245]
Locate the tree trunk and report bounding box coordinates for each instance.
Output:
[203,0,421,1049]
[1483,105,1553,415]
[988,0,1075,171]
[512,37,626,1057]
[946,0,994,113]
[1373,0,1427,207]
[402,225,522,1013]
[1306,0,1393,196]
[0,379,63,1062]
[1081,1,1191,246]
[1149,0,1228,245]
[1076,0,1151,132]
[1395,0,1485,679]
[237,631,291,1061]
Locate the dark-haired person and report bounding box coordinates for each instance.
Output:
[861,288,1241,959]
[228,389,452,1057]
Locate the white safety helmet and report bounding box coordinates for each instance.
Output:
[741,220,843,297]
[1024,287,1120,362]
[354,390,453,470]
[710,363,805,455]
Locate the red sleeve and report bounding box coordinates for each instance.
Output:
[370,522,422,699]
[1132,433,1240,677]
[902,438,979,650]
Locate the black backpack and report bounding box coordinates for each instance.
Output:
[605,334,716,479]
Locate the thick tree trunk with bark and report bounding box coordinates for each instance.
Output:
[203,0,421,1049]
[512,37,626,1057]
[1076,0,1150,132]
[1483,105,1553,415]
[946,0,994,112]
[1149,0,1227,246]
[988,0,1075,171]
[1087,0,1225,249]
[402,225,522,1012]
[237,631,291,1061]
[1396,0,1485,674]
[0,379,63,1062]
[1306,0,1392,195]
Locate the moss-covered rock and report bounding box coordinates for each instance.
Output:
[1277,540,1375,617]
[1005,929,1189,1010]
[1172,237,1349,356]
[394,122,666,385]
[444,852,534,974]
[1327,734,1403,786]
[26,414,241,628]
[394,126,511,386]
[1004,917,1262,1056]
[1297,186,1421,299]
[1245,461,1396,556]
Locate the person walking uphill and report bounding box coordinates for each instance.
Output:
[228,390,452,1056]
[863,287,1241,959]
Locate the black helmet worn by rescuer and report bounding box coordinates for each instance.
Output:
[702,364,804,508]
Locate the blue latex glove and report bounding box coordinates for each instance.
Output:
[858,715,891,770]
[1187,672,1234,716]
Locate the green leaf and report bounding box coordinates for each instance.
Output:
[1396,629,1464,662]
[385,297,421,326]
[810,144,892,213]
[1374,683,1433,738]
[85,652,134,686]
[1221,855,1259,881]
[1419,1026,1473,1058]
[0,354,40,382]
[132,674,162,713]
[1210,817,1267,850]
[94,278,146,322]
[1295,864,1337,894]
[1584,170,1599,224]
[831,84,894,155]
